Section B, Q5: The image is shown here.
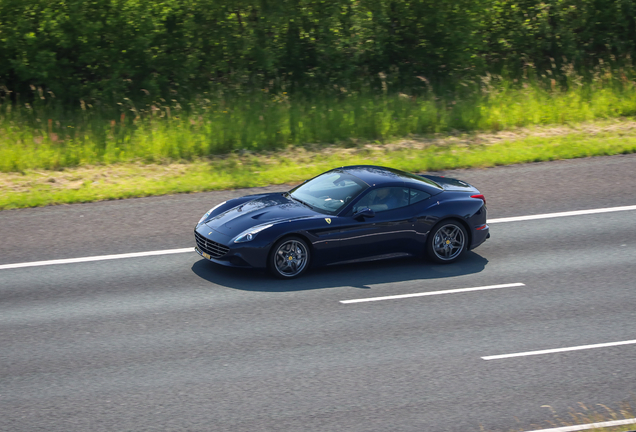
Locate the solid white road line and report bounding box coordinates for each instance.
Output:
[340,282,525,304]
[521,417,636,432]
[0,248,194,270]
[488,204,636,224]
[2,204,635,271]
[482,339,636,360]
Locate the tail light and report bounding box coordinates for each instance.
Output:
[471,194,486,206]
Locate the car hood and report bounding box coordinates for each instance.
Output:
[204,193,320,237]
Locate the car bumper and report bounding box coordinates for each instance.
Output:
[193,225,269,269]
[470,224,490,250]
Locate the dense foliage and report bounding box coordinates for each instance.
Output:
[2,0,636,103]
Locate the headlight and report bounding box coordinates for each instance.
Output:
[198,201,226,225]
[234,224,273,243]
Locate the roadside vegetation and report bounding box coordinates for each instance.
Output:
[2,67,636,173]
[2,117,636,210]
[3,0,636,209]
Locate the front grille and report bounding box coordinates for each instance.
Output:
[195,231,230,258]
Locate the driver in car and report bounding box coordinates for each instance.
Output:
[369,187,402,211]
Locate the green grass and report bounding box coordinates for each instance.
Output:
[2,71,636,173]
[2,119,636,210]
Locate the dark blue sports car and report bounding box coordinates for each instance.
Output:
[194,165,489,278]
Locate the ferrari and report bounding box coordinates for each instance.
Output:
[194,165,489,278]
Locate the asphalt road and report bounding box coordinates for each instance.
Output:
[1,154,635,432]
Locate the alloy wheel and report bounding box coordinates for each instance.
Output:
[432,223,466,261]
[273,239,309,277]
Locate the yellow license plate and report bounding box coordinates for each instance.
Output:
[202,251,211,260]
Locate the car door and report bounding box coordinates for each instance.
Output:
[334,187,420,263]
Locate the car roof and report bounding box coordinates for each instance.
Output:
[337,165,442,190]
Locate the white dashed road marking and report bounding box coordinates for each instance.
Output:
[482,339,636,360]
[340,283,525,304]
[0,248,193,270]
[488,204,636,224]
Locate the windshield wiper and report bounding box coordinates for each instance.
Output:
[287,193,315,210]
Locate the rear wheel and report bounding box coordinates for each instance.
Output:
[426,220,467,264]
[269,236,311,279]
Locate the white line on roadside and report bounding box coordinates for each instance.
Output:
[488,204,636,224]
[2,204,635,271]
[482,339,636,360]
[340,283,525,304]
[0,248,193,270]
[521,417,636,432]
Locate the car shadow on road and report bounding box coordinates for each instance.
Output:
[191,251,488,292]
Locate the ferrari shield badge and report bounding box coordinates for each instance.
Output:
[325,218,331,224]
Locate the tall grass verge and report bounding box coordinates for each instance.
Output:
[2,120,636,210]
[2,66,636,173]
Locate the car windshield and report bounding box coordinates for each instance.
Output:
[289,171,369,215]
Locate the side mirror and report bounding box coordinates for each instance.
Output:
[354,207,375,220]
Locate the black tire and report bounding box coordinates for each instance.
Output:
[269,236,311,279]
[426,220,468,264]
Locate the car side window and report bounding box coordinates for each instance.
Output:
[409,188,431,204]
[355,187,409,213]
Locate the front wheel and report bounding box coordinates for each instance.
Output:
[426,220,467,264]
[269,236,311,279]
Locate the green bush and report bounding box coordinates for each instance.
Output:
[3,0,635,104]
